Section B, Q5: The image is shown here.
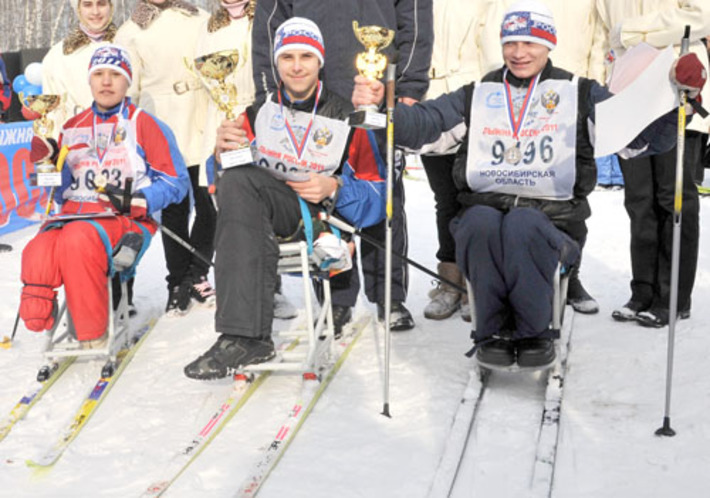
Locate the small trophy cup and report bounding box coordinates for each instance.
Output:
[20,93,63,187]
[186,50,253,168]
[350,21,394,129]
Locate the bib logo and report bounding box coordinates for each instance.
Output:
[313,127,333,148]
[541,90,559,114]
[486,91,505,109]
[270,113,285,131]
[114,127,126,144]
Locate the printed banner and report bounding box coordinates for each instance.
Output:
[0,121,48,235]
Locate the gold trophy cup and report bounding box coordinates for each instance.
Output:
[20,93,63,187]
[186,50,253,168]
[351,21,394,129]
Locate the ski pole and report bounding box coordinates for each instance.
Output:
[0,311,20,349]
[656,24,691,438]
[382,62,396,418]
[319,212,467,294]
[158,223,214,269]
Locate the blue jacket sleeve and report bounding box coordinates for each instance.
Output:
[334,129,386,229]
[135,112,190,213]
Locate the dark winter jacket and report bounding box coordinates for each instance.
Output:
[392,61,678,241]
[251,0,433,103]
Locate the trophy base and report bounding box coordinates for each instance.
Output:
[37,172,62,187]
[349,109,386,130]
[220,147,254,169]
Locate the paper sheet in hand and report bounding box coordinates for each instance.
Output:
[594,44,678,158]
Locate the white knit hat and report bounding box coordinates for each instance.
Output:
[273,17,325,67]
[500,0,557,51]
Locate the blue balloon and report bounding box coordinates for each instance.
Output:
[23,83,42,96]
[12,74,28,94]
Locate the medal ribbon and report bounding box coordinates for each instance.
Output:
[503,70,540,144]
[92,99,126,166]
[278,81,323,160]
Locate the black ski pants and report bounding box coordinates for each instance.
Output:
[452,206,579,341]
[421,153,460,263]
[329,160,409,308]
[214,166,319,339]
[161,165,217,288]
[618,135,701,312]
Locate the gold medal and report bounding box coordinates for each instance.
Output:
[504,146,522,165]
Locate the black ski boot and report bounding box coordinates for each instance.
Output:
[567,269,599,314]
[184,334,276,380]
[516,337,556,368]
[635,307,691,328]
[330,305,352,339]
[377,302,415,331]
[475,338,515,367]
[611,299,649,322]
[166,280,191,316]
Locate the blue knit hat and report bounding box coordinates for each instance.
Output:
[273,17,325,67]
[500,0,557,51]
[88,44,132,84]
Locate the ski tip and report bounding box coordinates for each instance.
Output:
[0,336,12,349]
[27,458,55,478]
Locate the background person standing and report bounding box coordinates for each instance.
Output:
[116,0,214,316]
[593,0,710,327]
[251,0,433,333]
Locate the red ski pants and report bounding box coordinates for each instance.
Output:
[20,216,154,341]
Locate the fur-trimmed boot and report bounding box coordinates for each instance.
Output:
[424,262,462,320]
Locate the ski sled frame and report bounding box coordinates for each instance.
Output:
[467,262,570,374]
[241,240,336,376]
[37,231,147,380]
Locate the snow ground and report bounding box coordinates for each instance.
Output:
[0,175,709,497]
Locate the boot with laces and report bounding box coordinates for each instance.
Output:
[423,262,462,320]
[184,334,276,380]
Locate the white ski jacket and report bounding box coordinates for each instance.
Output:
[194,11,256,185]
[116,6,210,166]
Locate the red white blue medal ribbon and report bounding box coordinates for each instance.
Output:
[92,100,125,166]
[278,81,323,161]
[503,70,540,145]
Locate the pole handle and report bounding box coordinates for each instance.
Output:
[680,25,690,55]
[386,64,396,111]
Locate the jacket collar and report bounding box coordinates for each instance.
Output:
[63,24,117,55]
[131,0,199,30]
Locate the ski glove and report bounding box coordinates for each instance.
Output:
[97,183,149,220]
[670,53,707,100]
[30,135,59,164]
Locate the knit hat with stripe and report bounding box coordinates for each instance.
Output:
[500,0,557,51]
[273,17,325,67]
